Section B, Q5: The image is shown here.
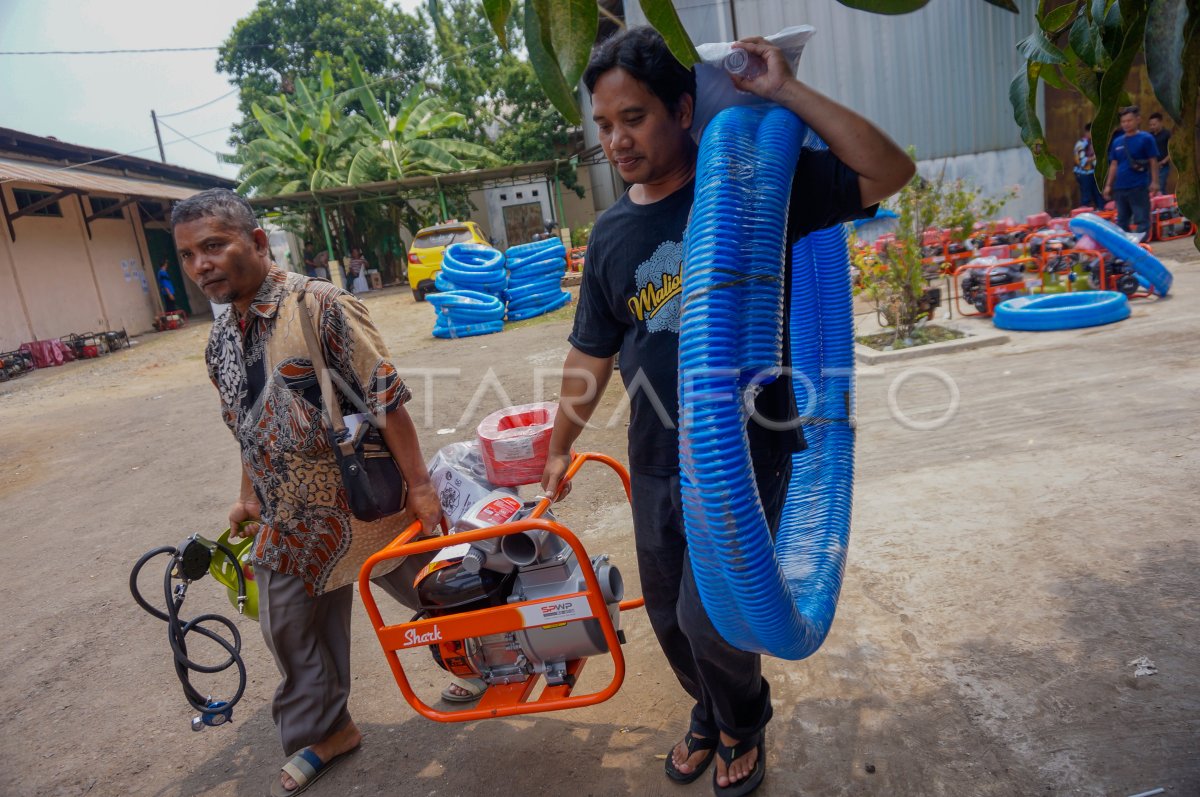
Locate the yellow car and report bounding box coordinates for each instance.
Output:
[407,220,490,301]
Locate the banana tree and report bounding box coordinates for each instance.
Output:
[486,0,1196,247]
[222,55,359,196]
[343,49,500,183]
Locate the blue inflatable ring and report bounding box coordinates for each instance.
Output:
[993,290,1130,331]
[1068,212,1173,296]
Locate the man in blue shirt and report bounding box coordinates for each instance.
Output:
[1103,106,1160,233]
[156,260,177,312]
[1072,123,1101,209]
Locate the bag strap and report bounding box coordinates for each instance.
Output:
[296,289,355,457]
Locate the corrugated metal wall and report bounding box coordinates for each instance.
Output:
[627,0,1040,161]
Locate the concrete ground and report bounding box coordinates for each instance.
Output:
[2,238,1197,797]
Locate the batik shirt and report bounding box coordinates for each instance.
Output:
[205,266,412,595]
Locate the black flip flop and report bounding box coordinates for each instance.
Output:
[665,728,719,784]
[712,728,766,797]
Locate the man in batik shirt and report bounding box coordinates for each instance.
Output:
[172,189,441,796]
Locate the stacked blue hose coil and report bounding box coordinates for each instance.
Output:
[679,104,854,660]
[429,243,507,338]
[503,237,572,321]
[428,290,505,338]
[435,242,508,296]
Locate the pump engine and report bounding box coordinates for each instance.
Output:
[961,264,1024,314]
[414,492,625,688]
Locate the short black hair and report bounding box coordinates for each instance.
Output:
[170,188,257,235]
[583,26,696,113]
[1149,111,1163,121]
[1119,105,1140,118]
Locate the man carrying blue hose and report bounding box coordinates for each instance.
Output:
[540,26,912,797]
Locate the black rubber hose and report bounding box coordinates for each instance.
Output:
[130,545,247,716]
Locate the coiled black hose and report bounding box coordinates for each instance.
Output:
[129,540,247,726]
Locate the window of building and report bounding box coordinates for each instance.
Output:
[12,189,63,217]
[89,196,125,219]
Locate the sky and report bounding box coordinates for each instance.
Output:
[0,0,424,180]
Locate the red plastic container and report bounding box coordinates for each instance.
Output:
[477,402,558,487]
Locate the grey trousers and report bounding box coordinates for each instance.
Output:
[256,553,432,756]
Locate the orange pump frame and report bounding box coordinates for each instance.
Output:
[358,452,645,723]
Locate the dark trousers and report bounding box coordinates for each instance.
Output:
[1114,187,1151,233]
[630,453,791,740]
[1075,172,1102,209]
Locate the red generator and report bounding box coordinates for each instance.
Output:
[1150,195,1196,242]
[154,310,188,331]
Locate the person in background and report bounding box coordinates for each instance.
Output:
[156,260,178,312]
[1072,122,1102,209]
[303,243,330,281]
[1148,112,1171,195]
[1103,106,1160,233]
[346,247,369,293]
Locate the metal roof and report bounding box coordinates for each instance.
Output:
[0,126,235,190]
[0,157,202,201]
[245,159,572,210]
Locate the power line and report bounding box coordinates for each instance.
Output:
[158,88,241,119]
[0,46,222,55]
[20,39,504,177]
[157,120,219,157]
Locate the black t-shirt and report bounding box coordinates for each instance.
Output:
[1152,128,1171,160]
[569,148,875,474]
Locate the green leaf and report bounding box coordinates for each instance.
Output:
[1092,0,1124,55]
[1040,0,1081,33]
[1059,57,1101,104]
[1018,29,1069,64]
[1090,5,1148,186]
[345,49,388,131]
[641,0,700,64]
[1144,0,1190,122]
[427,137,502,164]
[982,0,1020,10]
[482,0,512,48]
[1041,66,1067,89]
[1009,64,1062,178]
[523,0,582,125]
[544,0,598,88]
[393,86,426,136]
[347,147,385,185]
[1069,14,1104,67]
[834,0,931,13]
[407,138,466,172]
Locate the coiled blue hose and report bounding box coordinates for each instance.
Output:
[504,238,572,320]
[438,243,508,295]
[679,104,854,660]
[428,289,505,338]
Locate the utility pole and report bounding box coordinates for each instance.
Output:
[150,110,166,163]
